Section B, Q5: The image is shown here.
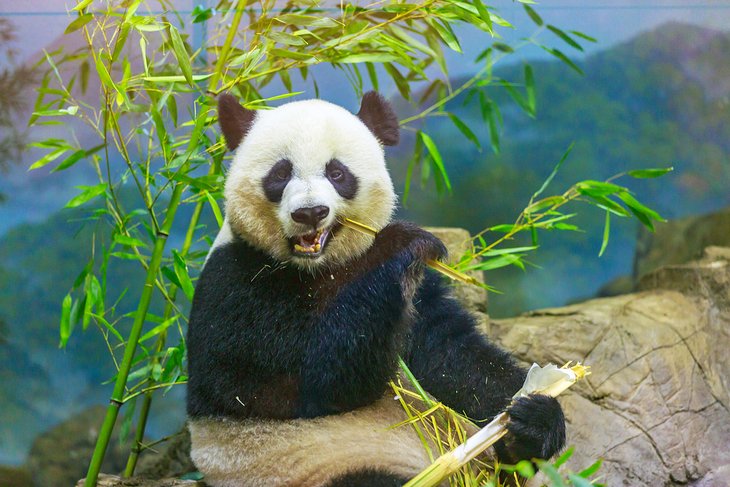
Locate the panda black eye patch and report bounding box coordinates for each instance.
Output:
[325,159,358,200]
[262,159,293,202]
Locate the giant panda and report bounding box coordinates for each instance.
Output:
[186,91,566,487]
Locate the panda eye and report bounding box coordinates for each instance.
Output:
[275,167,290,180]
[328,168,344,181]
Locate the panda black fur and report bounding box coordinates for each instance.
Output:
[186,92,566,487]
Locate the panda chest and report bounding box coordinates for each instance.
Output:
[250,265,353,317]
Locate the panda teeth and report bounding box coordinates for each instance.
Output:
[292,228,329,256]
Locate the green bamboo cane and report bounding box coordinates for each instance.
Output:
[123,200,204,476]
[84,180,186,486]
[120,1,246,478]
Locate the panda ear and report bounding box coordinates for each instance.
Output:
[357,91,400,146]
[218,93,256,151]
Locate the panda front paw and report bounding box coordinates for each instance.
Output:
[499,394,566,462]
[374,221,447,264]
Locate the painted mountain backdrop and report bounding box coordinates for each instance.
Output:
[1,21,729,465]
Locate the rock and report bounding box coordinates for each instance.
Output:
[634,206,730,279]
[75,473,203,487]
[491,247,730,485]
[595,274,634,297]
[135,429,195,480]
[28,406,132,487]
[0,465,32,487]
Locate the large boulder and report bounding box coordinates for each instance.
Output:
[491,246,730,485]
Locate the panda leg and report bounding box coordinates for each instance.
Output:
[324,469,410,487]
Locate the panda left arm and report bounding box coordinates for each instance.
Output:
[404,271,566,461]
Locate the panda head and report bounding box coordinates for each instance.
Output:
[219,92,399,270]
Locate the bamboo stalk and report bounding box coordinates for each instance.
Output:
[404,363,589,487]
[84,185,184,486]
[86,2,247,482]
[339,218,483,287]
[123,195,206,476]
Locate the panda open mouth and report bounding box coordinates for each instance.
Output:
[289,227,333,258]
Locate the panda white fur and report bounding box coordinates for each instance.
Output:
[186,92,566,487]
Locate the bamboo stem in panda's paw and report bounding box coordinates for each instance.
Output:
[404,362,591,487]
[339,218,484,287]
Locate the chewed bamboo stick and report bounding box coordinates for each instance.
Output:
[339,218,483,287]
[404,363,590,487]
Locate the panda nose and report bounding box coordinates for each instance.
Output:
[291,206,330,227]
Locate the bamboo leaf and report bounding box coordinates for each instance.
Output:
[173,250,195,302]
[448,113,481,150]
[65,13,94,34]
[532,143,574,200]
[419,132,451,194]
[568,474,596,487]
[617,191,665,230]
[65,184,107,208]
[599,211,610,257]
[52,143,104,172]
[143,74,213,83]
[59,294,73,348]
[627,167,674,178]
[168,25,193,85]
[576,180,623,197]
[192,5,215,23]
[482,245,537,257]
[523,4,543,26]
[542,46,584,75]
[554,446,574,468]
[571,30,598,43]
[94,53,125,100]
[473,0,493,33]
[500,80,532,117]
[536,461,567,487]
[466,254,524,271]
[336,52,400,64]
[204,191,224,228]
[269,48,313,60]
[28,147,69,171]
[268,31,307,46]
[547,25,583,51]
[140,317,176,343]
[114,234,147,247]
[428,19,461,53]
[578,459,603,478]
[525,64,536,114]
[80,60,89,93]
[72,0,94,11]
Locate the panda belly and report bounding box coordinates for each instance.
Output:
[189,389,435,487]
